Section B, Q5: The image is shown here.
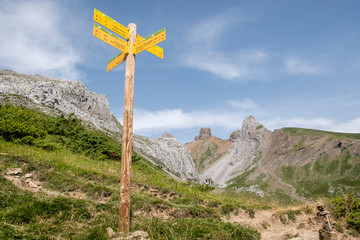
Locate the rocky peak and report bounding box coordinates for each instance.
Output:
[241,116,270,140]
[229,130,241,142]
[200,116,272,187]
[195,128,212,141]
[161,132,175,139]
[0,70,121,136]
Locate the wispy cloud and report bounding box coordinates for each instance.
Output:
[284,57,324,75]
[0,0,83,80]
[227,98,258,110]
[179,10,327,82]
[131,108,247,134]
[115,104,360,141]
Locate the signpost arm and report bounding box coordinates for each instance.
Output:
[119,23,136,236]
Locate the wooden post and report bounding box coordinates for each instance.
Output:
[119,23,136,236]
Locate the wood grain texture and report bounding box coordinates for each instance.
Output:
[119,23,136,236]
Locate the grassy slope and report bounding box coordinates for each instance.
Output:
[0,105,262,239]
[227,127,360,205]
[283,127,360,139]
[280,127,360,199]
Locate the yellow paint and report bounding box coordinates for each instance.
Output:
[94,8,129,40]
[93,23,129,53]
[107,52,127,72]
[136,35,163,59]
[135,28,166,55]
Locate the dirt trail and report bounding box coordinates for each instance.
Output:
[225,208,360,240]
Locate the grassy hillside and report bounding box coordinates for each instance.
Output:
[227,127,360,205]
[283,127,360,139]
[0,105,262,239]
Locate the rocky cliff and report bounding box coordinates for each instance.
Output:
[133,134,199,181]
[0,69,121,137]
[186,128,231,173]
[187,117,360,200]
[200,116,271,187]
[0,69,199,181]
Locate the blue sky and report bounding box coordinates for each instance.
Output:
[1,0,360,143]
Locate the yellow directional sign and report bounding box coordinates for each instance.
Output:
[136,35,163,59]
[135,28,166,55]
[93,9,165,71]
[94,9,130,40]
[107,52,127,72]
[93,23,129,53]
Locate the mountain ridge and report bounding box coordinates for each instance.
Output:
[0,69,199,181]
[186,116,360,201]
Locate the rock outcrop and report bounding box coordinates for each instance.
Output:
[200,116,271,187]
[186,128,231,173]
[0,69,199,182]
[195,128,212,141]
[133,135,199,181]
[0,69,121,136]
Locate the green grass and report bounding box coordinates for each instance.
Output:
[277,152,360,199]
[283,127,360,139]
[0,105,263,239]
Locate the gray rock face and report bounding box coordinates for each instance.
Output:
[133,135,199,181]
[195,128,212,141]
[0,69,121,136]
[161,132,175,139]
[0,69,199,181]
[200,116,271,187]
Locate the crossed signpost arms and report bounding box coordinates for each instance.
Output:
[92,8,166,237]
[93,9,165,71]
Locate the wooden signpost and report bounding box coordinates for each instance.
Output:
[92,8,166,236]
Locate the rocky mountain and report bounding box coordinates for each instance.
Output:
[0,69,199,181]
[133,134,199,181]
[185,128,231,173]
[187,116,360,200]
[200,116,271,187]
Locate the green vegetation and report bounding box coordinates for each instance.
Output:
[0,105,262,239]
[328,194,360,233]
[292,137,306,151]
[194,142,225,171]
[283,127,360,139]
[278,152,360,198]
[0,105,124,161]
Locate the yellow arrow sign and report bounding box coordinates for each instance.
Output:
[93,23,129,53]
[94,9,164,59]
[135,28,166,55]
[94,8,130,40]
[135,35,163,59]
[107,52,127,72]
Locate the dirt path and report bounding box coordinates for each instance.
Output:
[225,208,360,240]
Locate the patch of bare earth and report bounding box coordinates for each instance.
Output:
[224,207,360,240]
[3,168,109,203]
[185,136,231,172]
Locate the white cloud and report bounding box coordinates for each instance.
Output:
[334,118,360,133]
[227,98,258,110]
[179,9,330,82]
[130,108,247,135]
[264,117,334,130]
[0,0,83,80]
[123,106,360,139]
[284,57,323,75]
[264,117,360,133]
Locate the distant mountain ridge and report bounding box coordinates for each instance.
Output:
[187,116,360,200]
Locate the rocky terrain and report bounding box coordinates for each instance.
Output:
[199,116,271,187]
[185,128,231,173]
[0,69,199,182]
[133,133,199,181]
[187,116,360,200]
